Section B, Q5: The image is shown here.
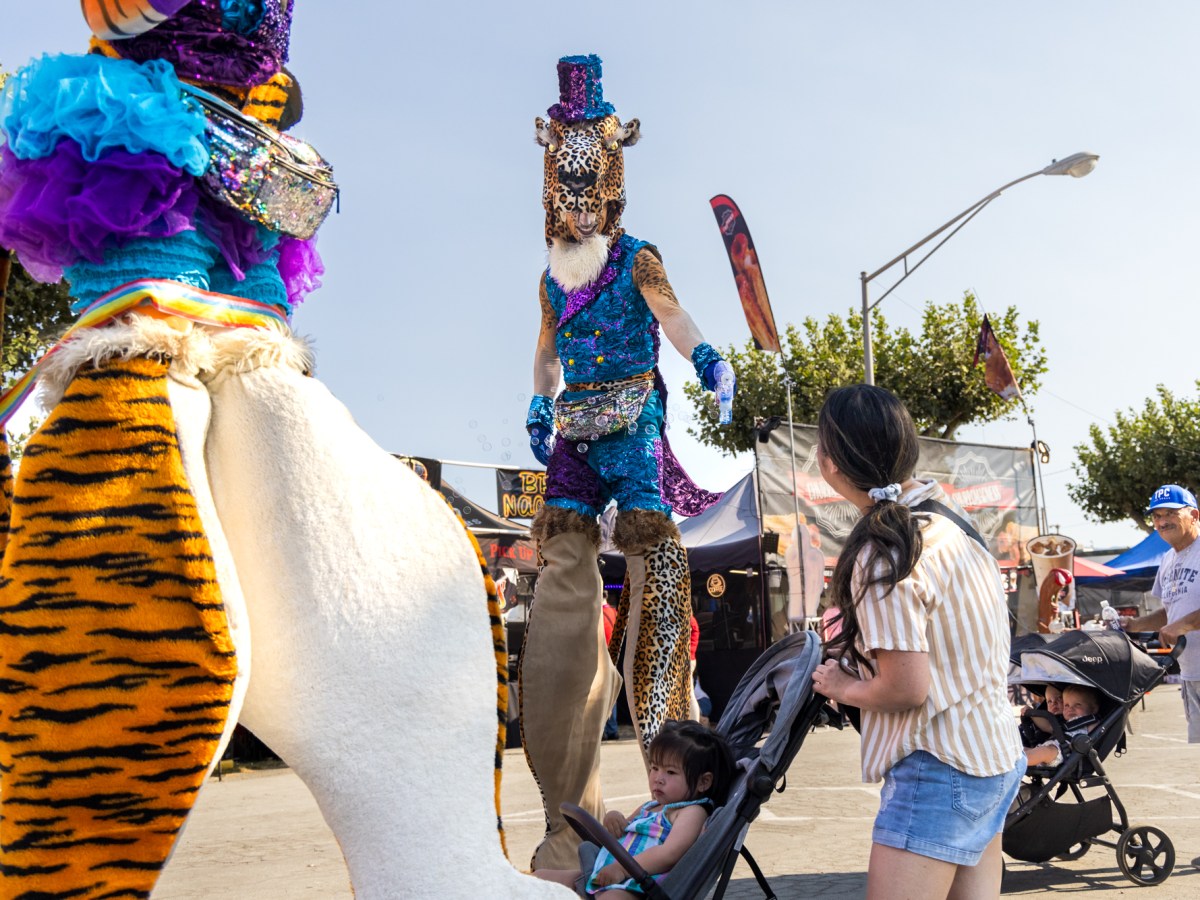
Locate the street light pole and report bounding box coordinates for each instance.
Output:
[860,151,1098,385]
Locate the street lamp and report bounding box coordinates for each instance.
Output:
[860,151,1098,386]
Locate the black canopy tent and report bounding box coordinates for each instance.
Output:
[439,482,538,577]
[598,471,762,582]
[599,472,769,718]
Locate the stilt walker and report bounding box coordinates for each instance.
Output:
[519,54,736,870]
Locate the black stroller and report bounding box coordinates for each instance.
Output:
[1005,629,1185,886]
[562,629,827,900]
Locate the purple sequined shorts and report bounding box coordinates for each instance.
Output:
[545,389,669,518]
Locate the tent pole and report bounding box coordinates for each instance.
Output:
[783,367,805,622]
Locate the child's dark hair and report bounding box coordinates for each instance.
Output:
[648,720,736,807]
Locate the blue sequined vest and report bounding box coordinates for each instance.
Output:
[545,234,658,385]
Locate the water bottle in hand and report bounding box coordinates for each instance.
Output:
[714,362,735,425]
[1100,600,1122,631]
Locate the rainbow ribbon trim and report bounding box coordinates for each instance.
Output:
[0,279,287,428]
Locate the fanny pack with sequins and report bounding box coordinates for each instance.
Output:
[554,378,654,441]
[185,86,338,240]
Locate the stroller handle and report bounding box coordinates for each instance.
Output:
[1169,634,1188,658]
[559,802,664,898]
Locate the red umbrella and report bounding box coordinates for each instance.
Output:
[1073,557,1125,578]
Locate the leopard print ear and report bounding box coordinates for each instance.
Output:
[534,117,557,150]
[615,118,641,148]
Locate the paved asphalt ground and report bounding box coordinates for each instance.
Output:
[154,686,1200,898]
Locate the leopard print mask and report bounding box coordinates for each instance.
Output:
[535,114,641,246]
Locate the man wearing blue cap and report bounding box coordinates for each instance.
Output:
[1123,484,1200,742]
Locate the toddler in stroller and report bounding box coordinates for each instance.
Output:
[560,629,828,900]
[1005,629,1185,886]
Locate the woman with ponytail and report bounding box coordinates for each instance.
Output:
[810,385,1023,900]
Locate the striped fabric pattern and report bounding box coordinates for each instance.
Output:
[80,0,188,40]
[855,481,1021,783]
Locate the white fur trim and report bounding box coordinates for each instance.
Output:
[203,321,314,380]
[36,316,216,413]
[547,235,611,291]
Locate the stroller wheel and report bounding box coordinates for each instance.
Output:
[1055,841,1091,861]
[1116,826,1175,886]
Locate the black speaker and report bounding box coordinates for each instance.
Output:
[761,532,780,555]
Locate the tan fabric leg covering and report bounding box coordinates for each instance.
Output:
[626,535,694,761]
[518,530,622,871]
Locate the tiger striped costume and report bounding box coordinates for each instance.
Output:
[0,356,237,897]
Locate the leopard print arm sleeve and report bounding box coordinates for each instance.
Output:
[633,248,707,361]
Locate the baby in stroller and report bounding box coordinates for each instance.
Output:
[1024,684,1101,767]
[1004,630,1182,886]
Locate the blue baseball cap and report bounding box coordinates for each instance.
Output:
[1149,484,1198,510]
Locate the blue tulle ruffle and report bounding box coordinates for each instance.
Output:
[1,53,209,176]
[64,228,289,315]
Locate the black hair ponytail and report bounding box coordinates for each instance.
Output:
[818,386,924,674]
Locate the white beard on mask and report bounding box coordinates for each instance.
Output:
[547,234,610,291]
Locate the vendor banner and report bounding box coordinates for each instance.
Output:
[709,194,781,353]
[496,467,546,519]
[756,423,1039,568]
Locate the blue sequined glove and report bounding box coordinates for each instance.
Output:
[694,344,737,395]
[692,342,723,385]
[527,395,556,466]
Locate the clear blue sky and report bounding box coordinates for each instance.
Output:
[4,2,1195,551]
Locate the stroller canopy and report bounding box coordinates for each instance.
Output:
[1010,632,1056,668]
[1017,630,1162,703]
[1008,632,1056,686]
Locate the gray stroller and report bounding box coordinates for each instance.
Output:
[562,629,827,900]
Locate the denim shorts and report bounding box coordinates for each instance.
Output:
[873,750,1026,866]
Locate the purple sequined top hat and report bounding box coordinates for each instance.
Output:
[547,54,616,124]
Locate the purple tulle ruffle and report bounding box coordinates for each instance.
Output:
[276,235,324,308]
[0,143,198,282]
[108,0,294,89]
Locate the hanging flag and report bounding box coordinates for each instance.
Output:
[973,315,1022,401]
[709,195,781,353]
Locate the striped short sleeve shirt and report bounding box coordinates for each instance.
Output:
[854,480,1022,783]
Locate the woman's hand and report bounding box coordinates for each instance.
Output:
[812,658,857,704]
[603,810,628,837]
[593,861,628,887]
[812,650,930,713]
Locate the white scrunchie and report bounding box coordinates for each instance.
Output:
[868,483,902,503]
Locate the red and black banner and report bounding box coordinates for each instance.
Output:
[709,194,782,353]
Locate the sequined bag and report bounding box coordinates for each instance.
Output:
[554,380,654,441]
[186,87,337,240]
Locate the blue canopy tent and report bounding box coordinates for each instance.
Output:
[1077,530,1168,593]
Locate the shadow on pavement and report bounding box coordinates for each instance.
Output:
[1002,857,1200,894]
[724,871,866,898]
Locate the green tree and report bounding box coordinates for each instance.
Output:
[1,251,74,459]
[1070,385,1200,534]
[684,292,1046,455]
[2,253,74,391]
